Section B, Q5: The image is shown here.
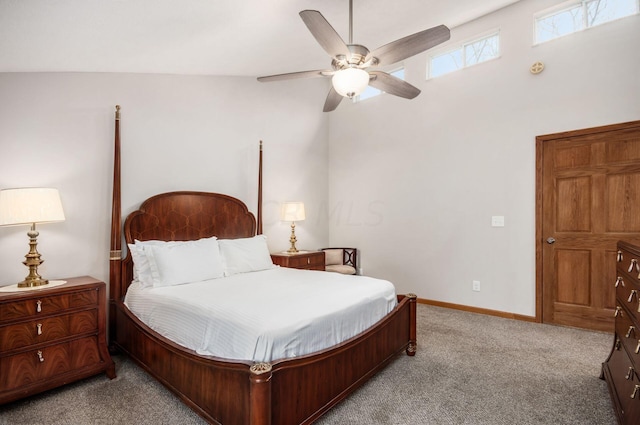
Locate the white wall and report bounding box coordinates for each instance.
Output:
[0,73,330,286]
[327,0,640,316]
[1,0,638,318]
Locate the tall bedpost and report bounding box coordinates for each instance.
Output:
[257,140,263,235]
[109,105,122,348]
[406,293,417,356]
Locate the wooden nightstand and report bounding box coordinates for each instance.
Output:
[271,251,325,271]
[0,276,115,404]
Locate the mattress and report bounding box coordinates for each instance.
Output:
[124,267,397,362]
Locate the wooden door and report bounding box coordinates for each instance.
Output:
[536,121,640,331]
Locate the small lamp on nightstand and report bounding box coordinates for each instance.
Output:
[0,188,66,287]
[281,201,305,253]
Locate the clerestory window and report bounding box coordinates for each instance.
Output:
[535,0,639,44]
[428,31,500,79]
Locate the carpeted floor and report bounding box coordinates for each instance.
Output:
[0,304,617,425]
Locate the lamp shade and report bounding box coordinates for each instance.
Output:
[0,188,65,226]
[332,68,370,98]
[281,202,305,222]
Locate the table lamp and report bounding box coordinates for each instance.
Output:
[0,188,65,287]
[281,202,305,253]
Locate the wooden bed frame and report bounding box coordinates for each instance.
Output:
[107,106,417,425]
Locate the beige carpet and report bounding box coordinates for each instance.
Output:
[0,304,617,424]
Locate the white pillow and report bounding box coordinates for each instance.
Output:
[136,237,224,288]
[130,240,181,288]
[218,235,274,276]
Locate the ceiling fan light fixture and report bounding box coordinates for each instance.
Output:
[257,4,450,111]
[331,67,370,98]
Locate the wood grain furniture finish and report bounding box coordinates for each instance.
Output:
[537,120,640,331]
[0,276,115,404]
[108,106,417,425]
[602,241,640,424]
[270,251,325,271]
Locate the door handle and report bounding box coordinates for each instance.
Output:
[546,237,556,244]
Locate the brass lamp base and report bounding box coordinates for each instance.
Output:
[287,221,299,253]
[18,277,49,288]
[17,223,50,288]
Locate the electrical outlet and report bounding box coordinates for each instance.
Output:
[472,280,481,291]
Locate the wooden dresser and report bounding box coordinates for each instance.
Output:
[271,251,325,271]
[602,241,640,424]
[0,276,115,404]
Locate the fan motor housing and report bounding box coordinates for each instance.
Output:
[332,44,372,70]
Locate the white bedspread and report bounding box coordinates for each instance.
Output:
[124,267,397,362]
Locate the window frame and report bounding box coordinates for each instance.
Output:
[533,0,640,45]
[427,29,501,80]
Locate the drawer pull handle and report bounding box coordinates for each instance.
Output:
[36,323,42,336]
[36,300,42,313]
[618,250,624,262]
[615,306,623,317]
[627,367,635,380]
[627,326,636,338]
[636,340,640,354]
[630,259,639,273]
[307,258,310,264]
[37,350,44,363]
[632,385,640,399]
[628,290,638,304]
[615,277,625,288]
[616,338,622,350]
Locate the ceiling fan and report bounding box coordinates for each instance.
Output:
[257,0,450,112]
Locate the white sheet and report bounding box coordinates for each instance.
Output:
[124,267,397,362]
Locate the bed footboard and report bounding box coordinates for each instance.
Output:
[113,294,416,425]
[268,294,416,425]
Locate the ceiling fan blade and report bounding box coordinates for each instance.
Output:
[323,87,344,112]
[368,25,450,66]
[300,10,351,59]
[368,71,420,99]
[257,70,333,82]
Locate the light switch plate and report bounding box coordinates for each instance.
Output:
[491,216,505,227]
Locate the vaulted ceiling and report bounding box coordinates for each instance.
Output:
[0,0,520,77]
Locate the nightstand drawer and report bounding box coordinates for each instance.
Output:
[0,289,98,322]
[1,341,70,391]
[0,310,98,352]
[271,251,325,271]
[0,336,101,392]
[288,254,323,268]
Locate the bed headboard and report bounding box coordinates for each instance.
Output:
[124,191,256,243]
[108,106,263,323]
[117,191,257,298]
